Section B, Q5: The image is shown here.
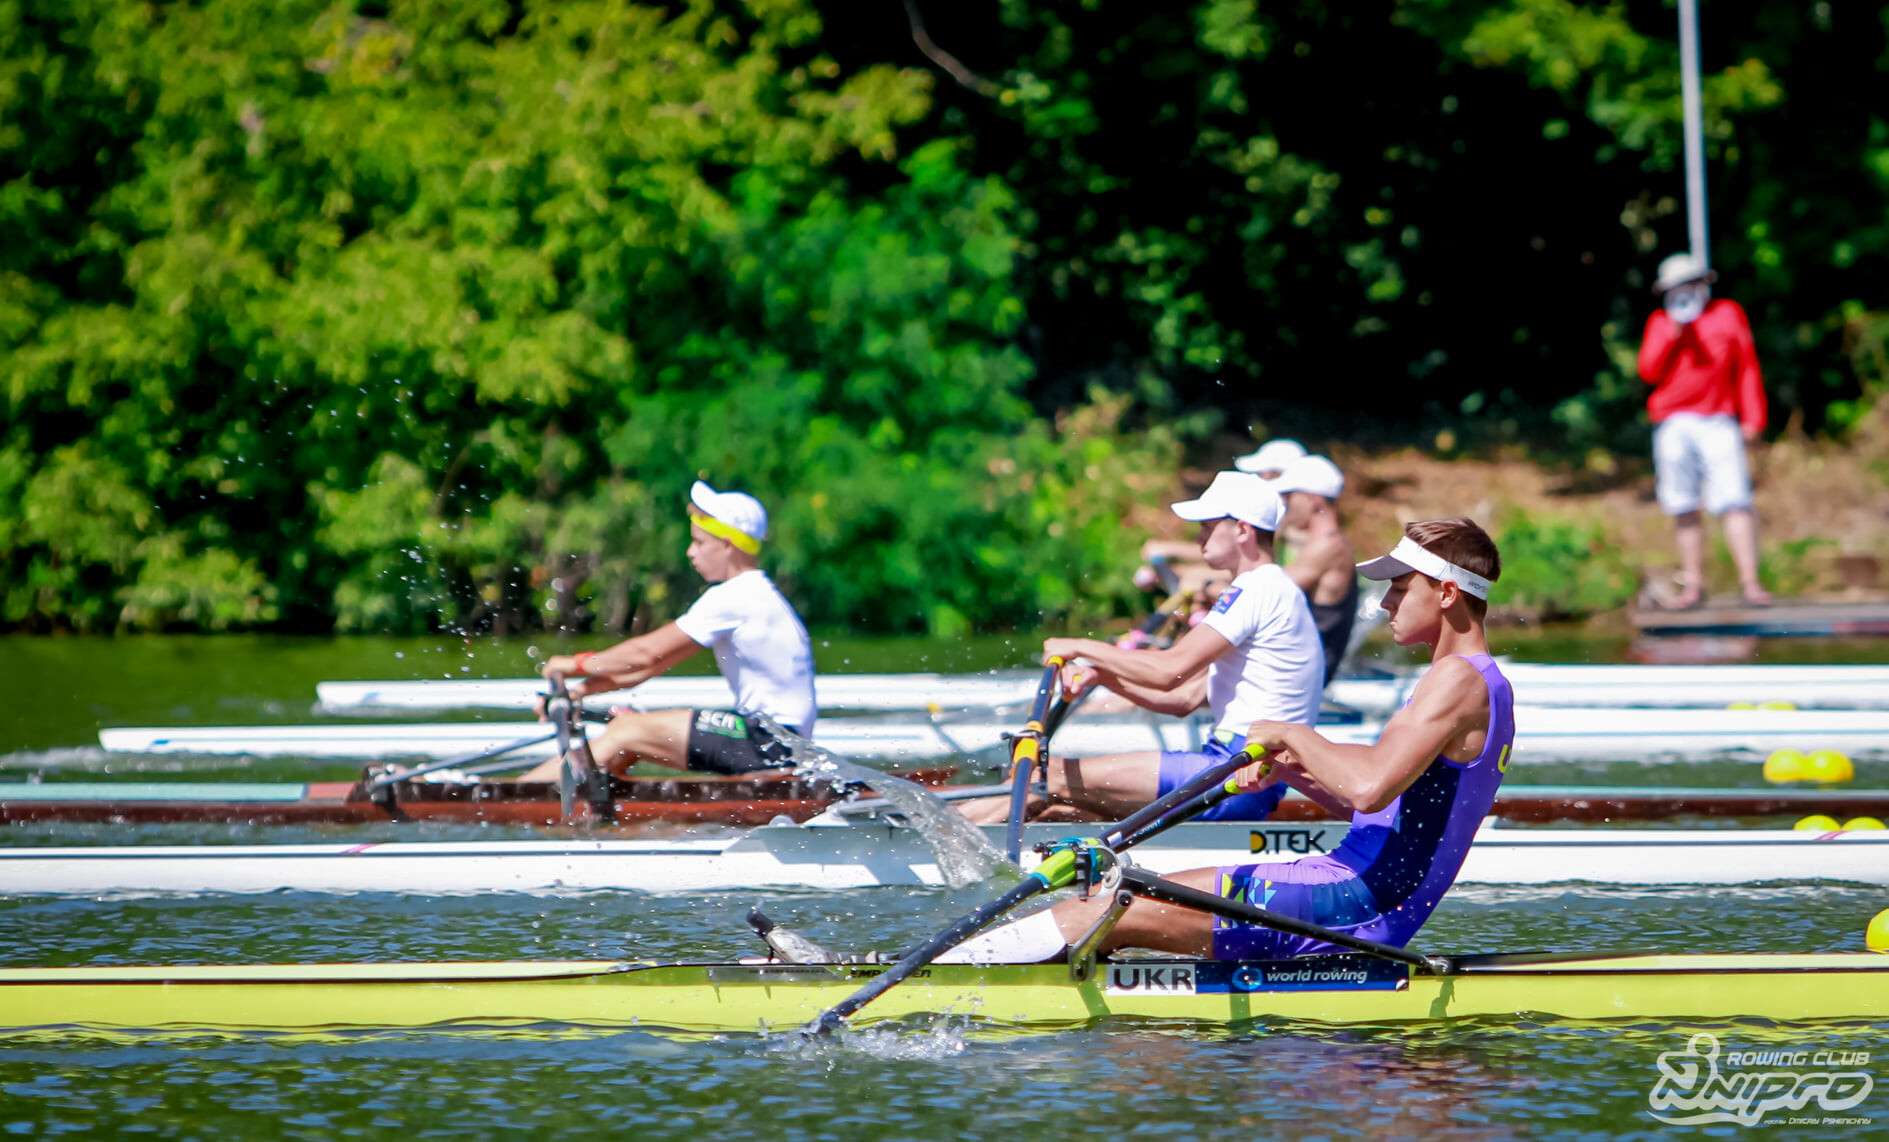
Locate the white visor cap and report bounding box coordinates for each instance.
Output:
[689,480,769,544]
[1233,438,1306,475]
[1653,252,1715,294]
[1171,471,1284,532]
[1356,536,1491,600]
[1270,454,1345,500]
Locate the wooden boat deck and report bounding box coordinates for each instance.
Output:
[1633,597,1889,637]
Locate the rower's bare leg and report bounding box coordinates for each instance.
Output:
[954,753,1162,823]
[1049,866,1218,956]
[1721,507,1772,605]
[1670,510,1705,607]
[941,866,1219,962]
[514,708,693,781]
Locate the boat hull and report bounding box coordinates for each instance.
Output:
[0,770,954,828]
[321,664,1889,714]
[2,954,1885,1033]
[5,781,1887,829]
[3,824,1885,896]
[98,703,1889,763]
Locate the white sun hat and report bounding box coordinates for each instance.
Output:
[1170,471,1284,531]
[688,480,768,554]
[1356,536,1491,600]
[1269,454,1345,500]
[1233,438,1306,475]
[1652,252,1717,294]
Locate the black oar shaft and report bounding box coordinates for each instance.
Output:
[807,743,1270,1034]
[1116,866,1437,970]
[1103,745,1265,851]
[1004,659,1064,863]
[552,686,577,821]
[1040,687,1085,741]
[805,876,1050,1035]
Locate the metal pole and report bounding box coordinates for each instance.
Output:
[1678,0,1710,267]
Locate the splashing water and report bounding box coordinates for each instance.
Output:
[748,909,842,964]
[751,713,1015,887]
[768,1016,972,1062]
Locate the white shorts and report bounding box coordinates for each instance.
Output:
[1652,412,1753,516]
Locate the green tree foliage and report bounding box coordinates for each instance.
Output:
[1491,509,1639,620]
[8,1,1886,634]
[1,0,1171,633]
[842,0,1883,441]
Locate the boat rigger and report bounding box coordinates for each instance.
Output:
[1,953,1884,1034]
[2,822,1884,896]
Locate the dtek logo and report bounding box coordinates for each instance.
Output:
[1105,963,1196,994]
[1648,1033,1874,1126]
[1249,828,1329,855]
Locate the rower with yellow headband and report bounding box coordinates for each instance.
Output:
[520,481,816,779]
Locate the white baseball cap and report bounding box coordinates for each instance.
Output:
[1171,471,1283,531]
[1233,438,1306,475]
[1653,252,1717,294]
[1270,454,1345,500]
[688,480,768,553]
[1356,536,1491,600]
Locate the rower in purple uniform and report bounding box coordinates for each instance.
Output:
[938,517,1512,965]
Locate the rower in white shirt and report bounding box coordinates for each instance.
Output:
[520,481,817,778]
[961,471,1325,823]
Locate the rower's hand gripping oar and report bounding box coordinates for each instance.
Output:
[1002,658,1065,863]
[802,741,1274,1036]
[999,592,1189,853]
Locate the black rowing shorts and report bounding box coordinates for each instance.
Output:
[684,709,797,775]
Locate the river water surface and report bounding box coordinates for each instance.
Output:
[2,632,1887,1137]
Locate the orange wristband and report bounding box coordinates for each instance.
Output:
[574,651,596,674]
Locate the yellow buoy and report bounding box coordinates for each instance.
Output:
[1805,749,1856,785]
[1759,700,1798,711]
[1794,814,1841,833]
[1763,749,1810,783]
[1841,816,1887,831]
[1727,701,1757,711]
[1869,909,1889,953]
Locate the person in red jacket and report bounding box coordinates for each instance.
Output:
[1637,253,1770,608]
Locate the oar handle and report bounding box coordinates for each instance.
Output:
[1041,683,1088,742]
[551,679,577,821]
[1028,748,1266,893]
[1103,743,1270,852]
